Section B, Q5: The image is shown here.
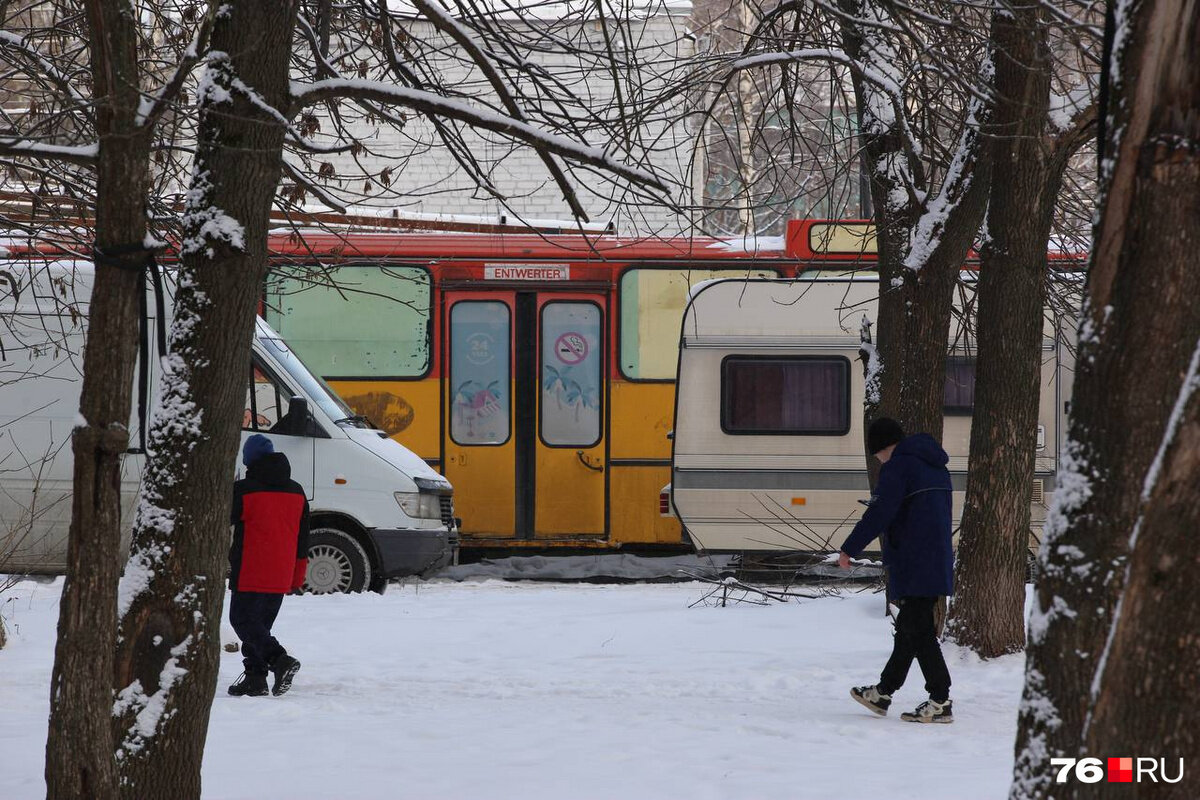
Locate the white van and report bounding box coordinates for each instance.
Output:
[669,275,1076,555]
[0,259,457,592]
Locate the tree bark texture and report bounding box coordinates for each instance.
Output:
[45,3,150,798]
[948,4,1060,659]
[1077,1,1200,793]
[1011,0,1200,796]
[111,4,299,797]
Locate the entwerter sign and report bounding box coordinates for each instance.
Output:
[483,264,570,280]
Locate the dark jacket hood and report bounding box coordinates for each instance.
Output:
[893,433,949,468]
[246,451,292,485]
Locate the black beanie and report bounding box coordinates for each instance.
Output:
[867,417,905,454]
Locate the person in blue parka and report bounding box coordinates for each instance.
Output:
[839,417,955,724]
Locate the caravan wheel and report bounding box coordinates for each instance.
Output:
[304,527,372,594]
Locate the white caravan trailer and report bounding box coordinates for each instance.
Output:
[0,259,457,592]
[669,276,1074,555]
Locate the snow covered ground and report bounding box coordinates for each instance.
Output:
[0,575,1026,799]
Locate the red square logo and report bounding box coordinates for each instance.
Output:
[1108,757,1133,783]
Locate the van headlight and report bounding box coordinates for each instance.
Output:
[394,491,441,520]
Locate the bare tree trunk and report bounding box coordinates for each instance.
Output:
[1077,0,1200,789]
[838,0,990,448]
[111,3,299,797]
[948,3,1056,658]
[1011,0,1200,795]
[45,3,150,798]
[1083,362,1200,795]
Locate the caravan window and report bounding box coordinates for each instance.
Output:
[944,357,976,415]
[721,357,850,435]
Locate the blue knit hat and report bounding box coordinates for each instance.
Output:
[242,434,274,466]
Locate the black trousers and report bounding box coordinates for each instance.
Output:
[229,591,287,674]
[878,596,951,703]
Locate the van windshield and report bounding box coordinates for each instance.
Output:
[258,334,359,425]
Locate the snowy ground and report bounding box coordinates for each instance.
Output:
[0,575,1026,800]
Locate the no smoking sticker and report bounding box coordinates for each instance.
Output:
[555,332,588,364]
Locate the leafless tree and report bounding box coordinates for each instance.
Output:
[946,0,1098,658]
[7,2,675,797]
[693,0,992,456]
[2,0,683,796]
[0,3,208,798]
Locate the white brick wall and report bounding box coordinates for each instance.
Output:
[290,11,699,236]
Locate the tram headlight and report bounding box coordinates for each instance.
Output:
[394,491,441,520]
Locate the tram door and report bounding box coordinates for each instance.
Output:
[443,290,607,540]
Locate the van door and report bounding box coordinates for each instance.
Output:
[240,358,316,498]
[443,290,607,540]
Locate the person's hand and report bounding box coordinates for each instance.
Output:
[838,551,852,569]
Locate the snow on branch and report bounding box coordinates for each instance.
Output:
[859,314,882,407]
[282,160,348,214]
[136,8,218,129]
[903,53,992,272]
[410,0,591,221]
[0,140,98,165]
[726,44,922,167]
[0,30,90,107]
[289,79,671,192]
[1048,78,1095,136]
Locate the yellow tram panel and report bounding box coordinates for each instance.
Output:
[331,378,442,461]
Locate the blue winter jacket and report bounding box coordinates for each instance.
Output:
[841,433,954,597]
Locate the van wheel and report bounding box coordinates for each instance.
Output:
[305,527,372,594]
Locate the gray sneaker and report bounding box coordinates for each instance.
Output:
[900,698,953,723]
[850,685,892,716]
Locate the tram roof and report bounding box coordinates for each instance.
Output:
[264,231,793,261]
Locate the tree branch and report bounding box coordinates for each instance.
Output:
[411,0,590,221]
[0,140,98,166]
[289,79,671,192]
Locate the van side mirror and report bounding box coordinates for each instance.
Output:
[280,396,309,436]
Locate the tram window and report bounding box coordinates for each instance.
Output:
[450,301,511,445]
[944,357,976,415]
[619,267,778,380]
[541,302,602,447]
[721,357,850,435]
[264,265,431,378]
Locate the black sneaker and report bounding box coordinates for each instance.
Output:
[270,654,301,696]
[850,685,892,716]
[901,698,953,723]
[228,671,269,697]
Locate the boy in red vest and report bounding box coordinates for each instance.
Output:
[227,434,309,697]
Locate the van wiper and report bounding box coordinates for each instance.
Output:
[333,414,374,428]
